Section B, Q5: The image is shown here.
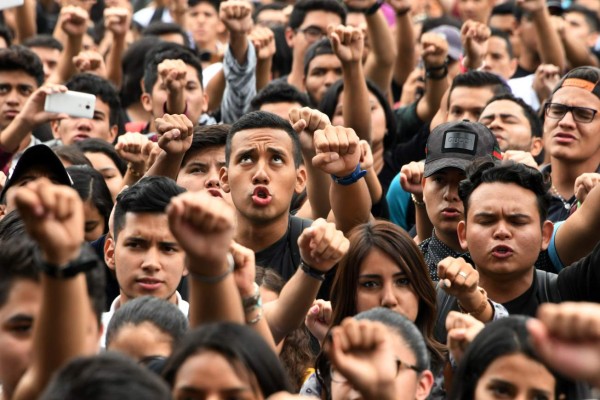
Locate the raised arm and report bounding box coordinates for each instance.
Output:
[416,31,450,123]
[553,174,600,266]
[264,218,349,344]
[167,190,245,327]
[219,0,257,123]
[145,114,194,180]
[47,6,88,84]
[313,125,372,234]
[330,24,372,143]
[399,161,433,243]
[289,107,332,220]
[104,7,132,88]
[115,132,159,188]
[13,179,97,400]
[14,0,37,44]
[249,26,276,91]
[518,0,565,72]
[460,20,489,71]
[388,0,416,86]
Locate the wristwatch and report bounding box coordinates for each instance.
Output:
[34,243,99,279]
[331,163,367,186]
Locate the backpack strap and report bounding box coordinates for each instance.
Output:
[290,216,313,268]
[535,269,562,303]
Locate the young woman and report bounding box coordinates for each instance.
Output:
[162,322,292,399]
[75,139,126,202]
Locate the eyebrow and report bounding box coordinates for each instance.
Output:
[359,272,407,279]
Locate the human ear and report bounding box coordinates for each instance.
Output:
[295,165,307,194]
[540,220,554,251]
[105,235,116,271]
[415,370,434,400]
[220,166,230,193]
[457,220,469,251]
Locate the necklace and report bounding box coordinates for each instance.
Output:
[551,184,572,210]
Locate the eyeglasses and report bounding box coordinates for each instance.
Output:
[296,26,327,43]
[330,357,421,383]
[544,102,598,123]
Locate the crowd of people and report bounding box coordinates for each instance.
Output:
[0,0,600,398]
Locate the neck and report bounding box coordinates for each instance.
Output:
[234,212,290,252]
[551,157,600,197]
[434,228,463,252]
[127,103,151,123]
[478,268,534,304]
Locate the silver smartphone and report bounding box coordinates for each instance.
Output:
[44,91,96,119]
[0,0,25,11]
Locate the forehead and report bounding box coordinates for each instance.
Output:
[489,14,516,29]
[308,54,341,71]
[467,182,539,216]
[29,46,61,59]
[551,85,600,107]
[93,98,111,115]
[564,11,588,23]
[182,145,225,166]
[231,127,294,153]
[0,70,38,86]
[301,10,342,29]
[85,151,117,169]
[482,99,527,118]
[119,212,174,238]
[450,86,495,108]
[487,36,510,54]
[260,102,302,120]
[0,279,41,317]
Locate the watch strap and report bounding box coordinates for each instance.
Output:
[331,163,367,186]
[34,243,99,279]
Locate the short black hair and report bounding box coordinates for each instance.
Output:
[40,353,172,400]
[253,2,287,23]
[106,296,189,348]
[0,25,12,48]
[66,73,121,128]
[489,27,514,58]
[485,93,542,138]
[303,38,335,76]
[188,0,220,10]
[448,70,512,108]
[421,15,462,32]
[76,139,127,177]
[113,176,186,239]
[182,124,229,167]
[67,165,114,235]
[226,111,303,168]
[54,145,93,167]
[249,81,310,112]
[565,4,600,32]
[0,215,106,325]
[459,158,551,223]
[288,0,347,30]
[0,45,44,86]
[143,42,204,94]
[163,322,292,395]
[22,34,64,51]
[491,1,521,20]
[142,22,191,48]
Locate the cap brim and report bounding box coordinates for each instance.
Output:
[1,145,72,200]
[424,158,470,177]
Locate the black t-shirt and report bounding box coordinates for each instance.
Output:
[512,64,535,79]
[255,215,334,299]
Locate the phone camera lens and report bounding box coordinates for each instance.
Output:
[85,105,90,109]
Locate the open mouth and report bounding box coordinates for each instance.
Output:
[252,186,272,206]
[492,245,514,258]
[207,188,223,198]
[137,277,162,291]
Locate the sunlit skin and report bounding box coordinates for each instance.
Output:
[172,350,264,400]
[259,102,304,121]
[355,248,420,322]
[474,353,556,400]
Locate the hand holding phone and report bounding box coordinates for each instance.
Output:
[44,91,96,119]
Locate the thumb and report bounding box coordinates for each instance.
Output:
[312,152,340,168]
[292,119,307,133]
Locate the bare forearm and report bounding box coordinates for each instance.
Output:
[256,57,272,91]
[229,33,249,66]
[265,269,321,344]
[416,76,449,122]
[331,179,372,235]
[145,150,183,180]
[188,259,245,327]
[106,34,126,88]
[0,116,33,153]
[393,13,416,85]
[364,10,396,94]
[206,70,226,114]
[305,159,333,219]
[14,0,37,43]
[414,201,432,243]
[365,166,382,204]
[14,275,91,400]
[48,35,83,84]
[342,62,371,143]
[533,9,565,71]
[561,35,599,68]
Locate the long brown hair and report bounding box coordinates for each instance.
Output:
[329,221,445,368]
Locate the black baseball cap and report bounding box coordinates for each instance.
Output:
[424,120,502,177]
[1,145,72,201]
